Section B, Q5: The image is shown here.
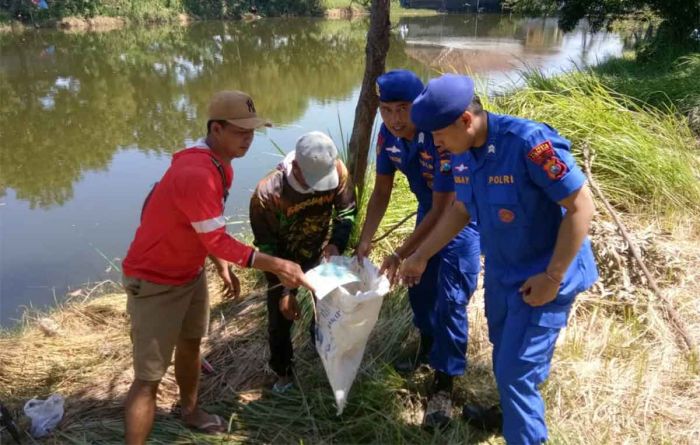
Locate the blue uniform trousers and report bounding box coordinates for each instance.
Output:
[408,213,480,376]
[485,273,577,444]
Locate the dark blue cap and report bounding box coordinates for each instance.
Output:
[376,69,424,103]
[410,74,475,131]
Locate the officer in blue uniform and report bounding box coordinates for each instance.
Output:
[355,70,481,427]
[400,74,598,444]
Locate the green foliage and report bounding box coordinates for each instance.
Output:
[503,0,558,16]
[322,0,369,8]
[184,0,323,20]
[504,1,699,45]
[0,0,183,22]
[0,0,324,23]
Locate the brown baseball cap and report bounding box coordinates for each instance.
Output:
[207,90,271,129]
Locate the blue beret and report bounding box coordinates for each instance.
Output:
[376,69,424,103]
[411,74,474,131]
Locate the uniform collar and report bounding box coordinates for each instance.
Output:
[397,128,425,155]
[412,130,427,146]
[484,112,500,161]
[470,112,500,169]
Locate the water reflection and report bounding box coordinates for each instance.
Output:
[0,15,622,324]
[0,19,391,209]
[401,15,621,83]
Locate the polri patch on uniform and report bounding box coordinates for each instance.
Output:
[498,208,515,223]
[544,157,568,180]
[527,140,555,165]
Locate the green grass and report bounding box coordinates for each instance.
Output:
[488,67,700,219]
[594,51,700,116]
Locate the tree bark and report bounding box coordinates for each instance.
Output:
[347,0,390,199]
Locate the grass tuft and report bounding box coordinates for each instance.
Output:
[487,68,700,219]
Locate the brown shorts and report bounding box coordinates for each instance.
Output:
[123,272,209,381]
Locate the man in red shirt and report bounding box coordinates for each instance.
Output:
[121,90,312,444]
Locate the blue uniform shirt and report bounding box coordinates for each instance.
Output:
[452,112,598,290]
[376,124,454,214]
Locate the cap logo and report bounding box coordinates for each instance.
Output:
[246,98,256,113]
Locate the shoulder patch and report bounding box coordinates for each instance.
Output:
[376,132,385,156]
[527,140,555,166]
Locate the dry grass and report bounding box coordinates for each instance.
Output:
[541,231,700,444]
[1,176,699,443]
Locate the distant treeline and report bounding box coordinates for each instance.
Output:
[0,0,325,23]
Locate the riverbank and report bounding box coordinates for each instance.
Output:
[0,0,437,32]
[2,51,700,443]
[323,0,439,19]
[2,201,698,444]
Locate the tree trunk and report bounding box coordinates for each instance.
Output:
[347,0,390,198]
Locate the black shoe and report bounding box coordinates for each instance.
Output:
[394,352,430,374]
[0,402,21,444]
[422,390,453,429]
[462,404,503,432]
[394,334,433,374]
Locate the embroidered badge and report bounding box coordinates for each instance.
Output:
[528,140,555,165]
[454,163,468,173]
[440,159,451,174]
[418,132,425,144]
[544,157,568,180]
[498,208,515,223]
[385,145,401,154]
[487,144,496,154]
[419,150,433,161]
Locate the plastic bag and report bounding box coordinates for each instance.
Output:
[307,256,390,415]
[23,394,64,438]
